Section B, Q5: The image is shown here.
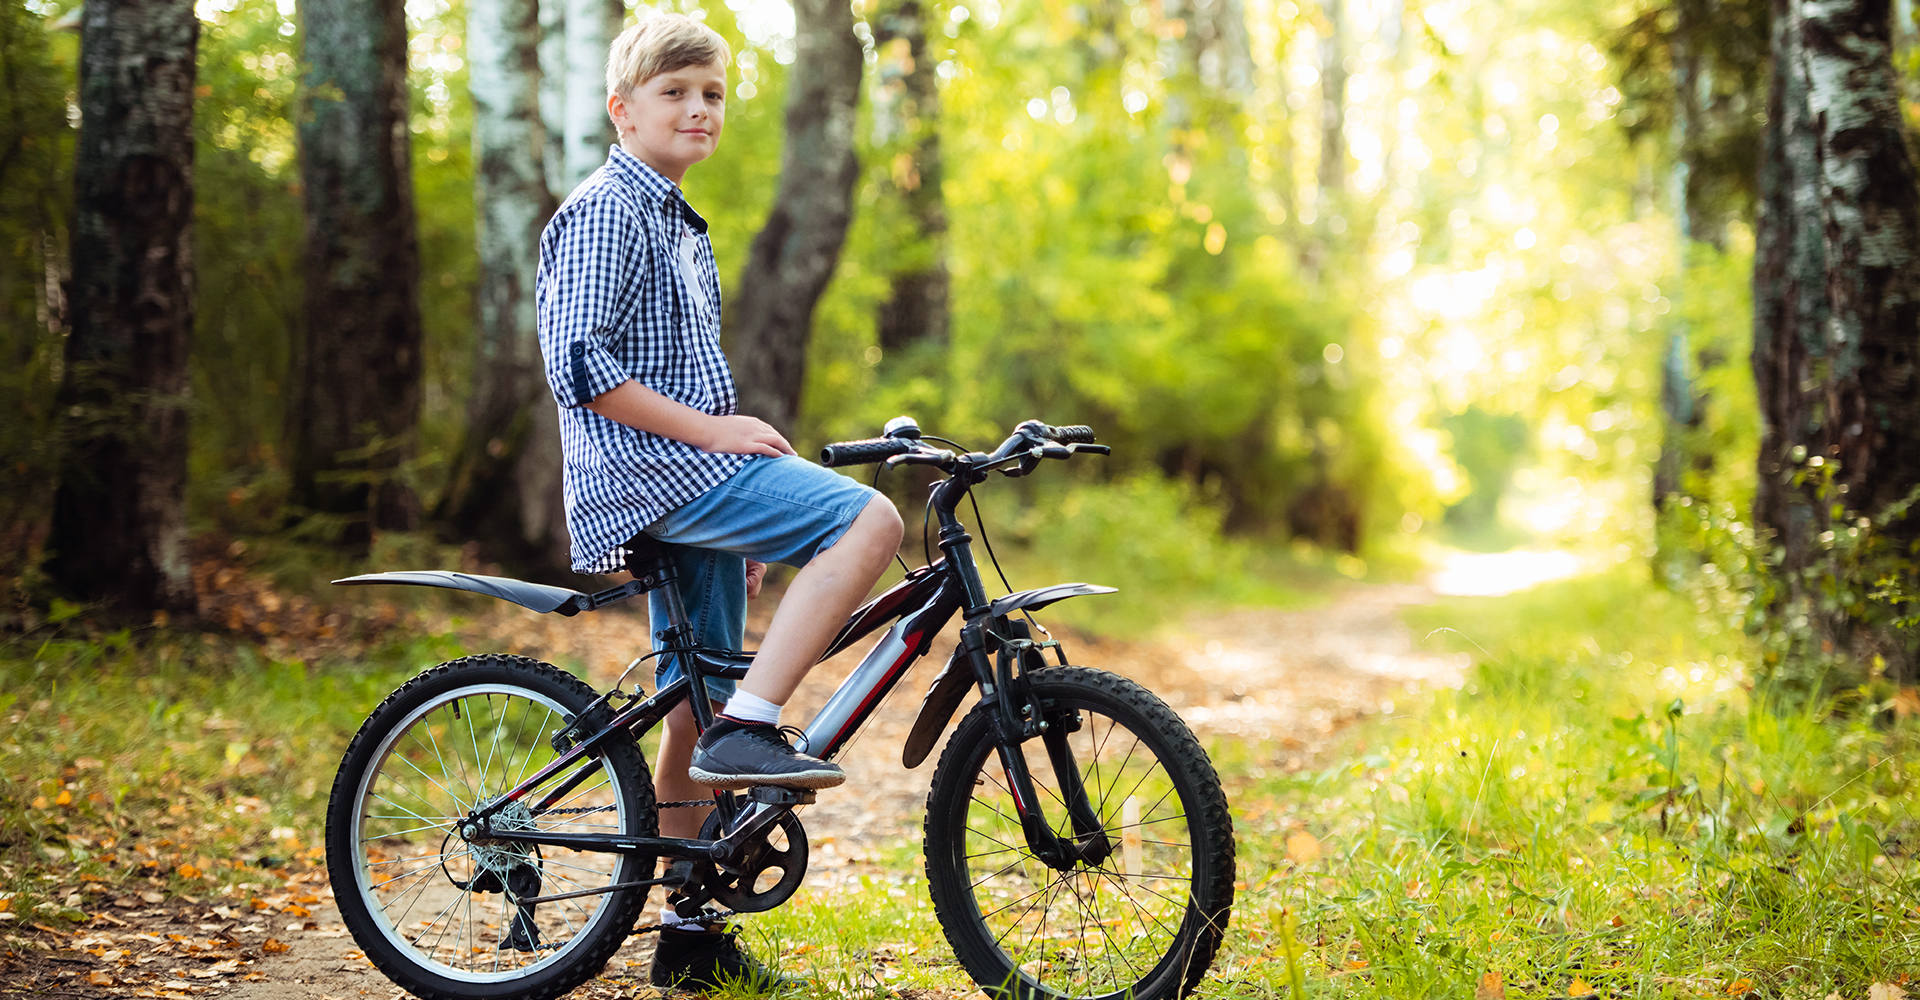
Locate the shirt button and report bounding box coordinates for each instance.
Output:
[571,344,584,356]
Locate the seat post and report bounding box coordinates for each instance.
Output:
[623,535,718,731]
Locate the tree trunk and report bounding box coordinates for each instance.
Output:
[1316,0,1347,201]
[48,0,197,618]
[729,0,864,437]
[1754,0,1920,680]
[1164,0,1254,95]
[1753,0,1829,608]
[1654,35,1701,586]
[440,0,568,574]
[541,0,622,199]
[871,0,948,355]
[293,0,423,550]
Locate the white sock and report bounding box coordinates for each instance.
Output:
[723,690,782,726]
[661,905,707,930]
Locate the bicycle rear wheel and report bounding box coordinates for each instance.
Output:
[326,655,655,1000]
[924,667,1234,1000]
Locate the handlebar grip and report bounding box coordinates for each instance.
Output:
[820,437,913,467]
[1046,425,1096,444]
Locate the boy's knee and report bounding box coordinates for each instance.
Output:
[857,495,904,546]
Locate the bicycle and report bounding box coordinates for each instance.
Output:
[324,417,1236,1000]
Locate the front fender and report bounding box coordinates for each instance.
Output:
[987,582,1117,618]
[902,582,1115,769]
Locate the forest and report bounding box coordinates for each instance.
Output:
[5,0,1920,994]
[3,0,1916,686]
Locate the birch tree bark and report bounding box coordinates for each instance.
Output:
[441,0,568,572]
[1753,0,1830,610]
[1753,0,1920,679]
[541,0,622,198]
[872,0,948,354]
[292,0,423,549]
[729,0,863,436]
[48,0,197,617]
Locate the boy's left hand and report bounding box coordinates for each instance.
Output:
[746,560,766,599]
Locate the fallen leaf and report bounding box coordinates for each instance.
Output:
[262,937,290,954]
[1568,977,1596,997]
[88,971,114,986]
[177,864,202,880]
[1872,984,1910,1000]
[1725,979,1753,995]
[141,891,165,904]
[55,789,72,806]
[1475,971,1506,1000]
[1286,831,1322,864]
[30,796,47,809]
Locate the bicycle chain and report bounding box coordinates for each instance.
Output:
[539,798,712,816]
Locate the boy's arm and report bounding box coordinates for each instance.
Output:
[538,198,791,458]
[584,380,794,458]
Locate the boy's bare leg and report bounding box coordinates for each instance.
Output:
[655,701,714,839]
[736,496,904,705]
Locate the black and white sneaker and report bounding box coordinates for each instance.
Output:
[649,926,798,994]
[688,723,846,790]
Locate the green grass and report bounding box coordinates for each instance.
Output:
[8,567,1919,998]
[1213,568,1920,997]
[0,625,468,918]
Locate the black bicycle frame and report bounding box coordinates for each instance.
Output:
[456,457,1097,872]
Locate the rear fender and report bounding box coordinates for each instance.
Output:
[332,571,590,615]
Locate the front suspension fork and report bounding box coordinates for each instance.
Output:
[963,620,1112,870]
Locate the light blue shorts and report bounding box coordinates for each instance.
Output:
[642,455,882,700]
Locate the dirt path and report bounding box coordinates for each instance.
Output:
[14,578,1475,999]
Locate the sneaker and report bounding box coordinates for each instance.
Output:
[649,926,797,994]
[688,724,846,790]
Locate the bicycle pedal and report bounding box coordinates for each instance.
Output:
[746,786,816,806]
[662,859,696,890]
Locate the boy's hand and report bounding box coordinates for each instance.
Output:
[700,414,796,458]
[745,560,766,600]
[583,381,797,458]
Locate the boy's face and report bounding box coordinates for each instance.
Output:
[608,58,727,185]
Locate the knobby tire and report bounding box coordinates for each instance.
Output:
[325,655,657,1000]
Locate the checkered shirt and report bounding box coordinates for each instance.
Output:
[537,145,749,574]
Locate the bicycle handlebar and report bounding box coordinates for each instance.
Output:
[1043,424,1095,445]
[820,420,1099,469]
[819,437,914,468]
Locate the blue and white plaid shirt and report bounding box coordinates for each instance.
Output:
[537,145,750,574]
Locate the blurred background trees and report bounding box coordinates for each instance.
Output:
[3,0,1919,692]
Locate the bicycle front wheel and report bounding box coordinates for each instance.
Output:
[326,655,655,1000]
[924,667,1235,1000]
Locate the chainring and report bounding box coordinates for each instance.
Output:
[696,806,809,913]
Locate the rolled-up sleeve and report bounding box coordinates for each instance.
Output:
[537,197,645,408]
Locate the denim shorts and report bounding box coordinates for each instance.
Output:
[642,455,881,701]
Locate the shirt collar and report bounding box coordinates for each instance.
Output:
[604,145,709,235]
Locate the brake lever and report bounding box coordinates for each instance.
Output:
[1067,444,1111,457]
[884,449,955,470]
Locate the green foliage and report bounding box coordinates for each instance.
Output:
[0,0,74,587]
[1213,570,1920,996]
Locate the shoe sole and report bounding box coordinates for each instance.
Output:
[686,766,847,790]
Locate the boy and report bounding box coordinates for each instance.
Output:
[535,13,905,992]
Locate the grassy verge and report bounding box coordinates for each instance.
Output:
[1215,569,1920,997]
[0,625,470,922]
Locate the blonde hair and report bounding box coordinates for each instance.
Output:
[606,12,731,98]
